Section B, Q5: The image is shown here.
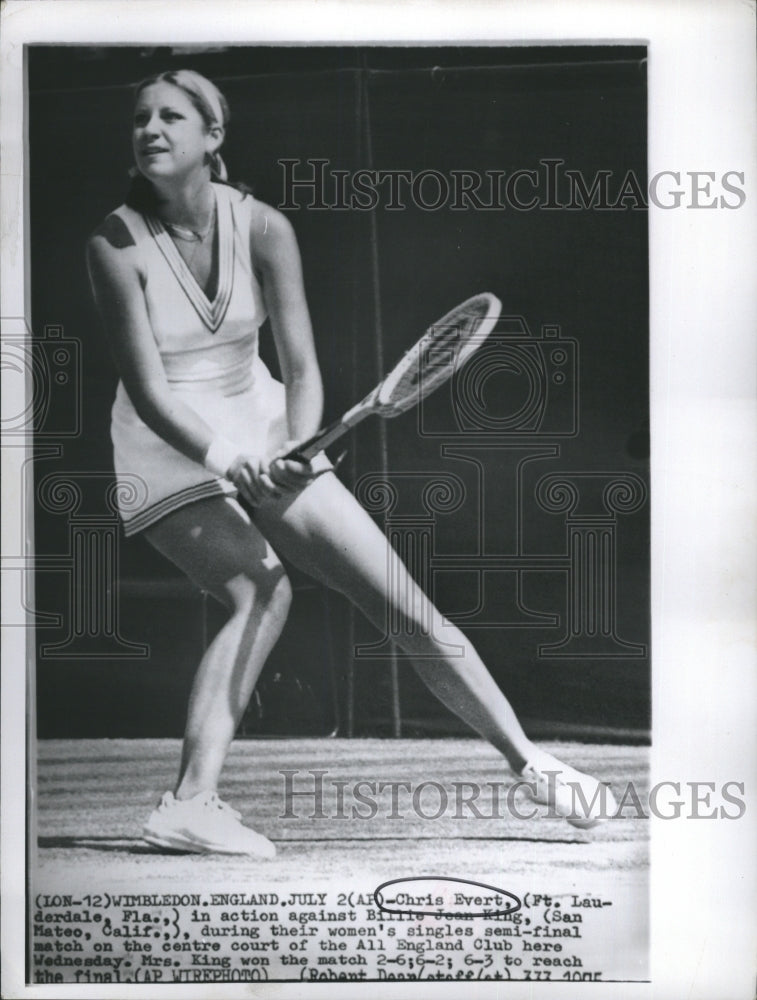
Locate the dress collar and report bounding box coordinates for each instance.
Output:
[144,184,235,334]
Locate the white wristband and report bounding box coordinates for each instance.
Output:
[204,436,242,478]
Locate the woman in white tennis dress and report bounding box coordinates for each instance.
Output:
[87,69,615,855]
[109,179,291,535]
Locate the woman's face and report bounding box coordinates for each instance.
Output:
[132,81,218,184]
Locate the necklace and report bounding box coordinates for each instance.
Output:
[163,217,214,243]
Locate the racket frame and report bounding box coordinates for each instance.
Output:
[284,293,502,463]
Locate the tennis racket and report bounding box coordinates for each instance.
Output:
[284,293,502,462]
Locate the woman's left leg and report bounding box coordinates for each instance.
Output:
[252,473,534,772]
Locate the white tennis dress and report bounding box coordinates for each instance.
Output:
[109,183,288,536]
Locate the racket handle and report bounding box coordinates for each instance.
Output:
[283,416,357,462]
[284,387,379,461]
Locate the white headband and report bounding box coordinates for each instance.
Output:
[173,70,226,128]
[172,72,228,179]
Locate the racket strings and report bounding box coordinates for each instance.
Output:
[379,297,499,415]
[285,292,501,458]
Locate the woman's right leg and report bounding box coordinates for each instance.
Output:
[252,476,616,828]
[252,474,535,771]
[144,495,292,801]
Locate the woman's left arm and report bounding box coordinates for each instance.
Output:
[250,202,324,449]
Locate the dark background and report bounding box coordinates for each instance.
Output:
[29,45,649,741]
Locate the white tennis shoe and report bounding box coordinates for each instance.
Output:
[143,790,276,857]
[519,751,618,829]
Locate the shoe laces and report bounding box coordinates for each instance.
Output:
[521,762,576,806]
[157,790,242,822]
[197,791,242,822]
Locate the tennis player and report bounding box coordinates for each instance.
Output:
[86,69,617,856]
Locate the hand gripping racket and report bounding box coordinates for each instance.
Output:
[285,292,503,462]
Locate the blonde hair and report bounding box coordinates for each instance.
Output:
[134,69,230,180]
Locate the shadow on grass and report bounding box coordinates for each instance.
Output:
[38,836,172,854]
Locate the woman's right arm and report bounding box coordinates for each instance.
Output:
[86,218,282,505]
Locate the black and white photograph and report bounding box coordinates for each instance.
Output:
[2,2,755,998]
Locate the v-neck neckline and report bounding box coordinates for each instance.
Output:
[145,185,235,334]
